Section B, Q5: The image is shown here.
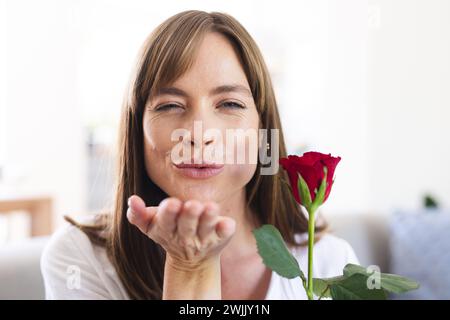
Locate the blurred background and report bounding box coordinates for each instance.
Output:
[0,0,449,299]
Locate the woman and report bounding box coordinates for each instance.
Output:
[41,10,358,300]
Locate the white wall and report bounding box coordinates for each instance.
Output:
[368,0,450,212]
[3,0,86,224]
[269,1,369,214]
[0,0,6,169]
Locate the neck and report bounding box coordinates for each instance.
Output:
[216,189,258,261]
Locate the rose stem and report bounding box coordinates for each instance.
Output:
[306,208,315,300]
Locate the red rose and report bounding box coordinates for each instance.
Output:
[279,152,341,206]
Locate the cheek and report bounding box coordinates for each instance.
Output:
[227,162,258,187]
[142,119,175,179]
[225,111,260,186]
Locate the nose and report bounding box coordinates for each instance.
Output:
[189,120,215,148]
[184,102,218,148]
[189,131,214,148]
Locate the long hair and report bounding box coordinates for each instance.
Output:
[69,10,326,300]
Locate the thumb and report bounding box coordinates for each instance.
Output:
[127,195,157,234]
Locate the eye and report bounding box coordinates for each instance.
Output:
[219,101,246,109]
[154,103,184,112]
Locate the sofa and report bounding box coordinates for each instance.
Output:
[0,236,49,299]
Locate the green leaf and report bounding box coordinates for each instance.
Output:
[313,278,332,299]
[297,173,312,209]
[310,167,327,213]
[378,274,420,293]
[315,264,419,300]
[253,225,305,280]
[313,275,349,299]
[343,263,367,277]
[343,263,420,294]
[330,273,387,300]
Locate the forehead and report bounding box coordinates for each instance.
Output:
[170,32,249,91]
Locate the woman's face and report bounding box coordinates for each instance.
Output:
[143,32,260,203]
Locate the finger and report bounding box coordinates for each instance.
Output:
[156,197,183,234]
[177,200,203,239]
[127,195,157,234]
[197,202,220,241]
[215,216,236,240]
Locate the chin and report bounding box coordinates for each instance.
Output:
[169,184,224,203]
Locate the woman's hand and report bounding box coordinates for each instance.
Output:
[126,195,236,270]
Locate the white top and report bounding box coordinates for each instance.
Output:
[41,220,359,300]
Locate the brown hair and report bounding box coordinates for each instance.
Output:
[69,10,326,300]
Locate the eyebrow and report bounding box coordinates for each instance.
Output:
[210,84,253,97]
[154,84,253,98]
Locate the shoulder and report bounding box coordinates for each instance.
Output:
[40,216,127,299]
[41,216,100,275]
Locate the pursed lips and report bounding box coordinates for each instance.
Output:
[173,162,225,179]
